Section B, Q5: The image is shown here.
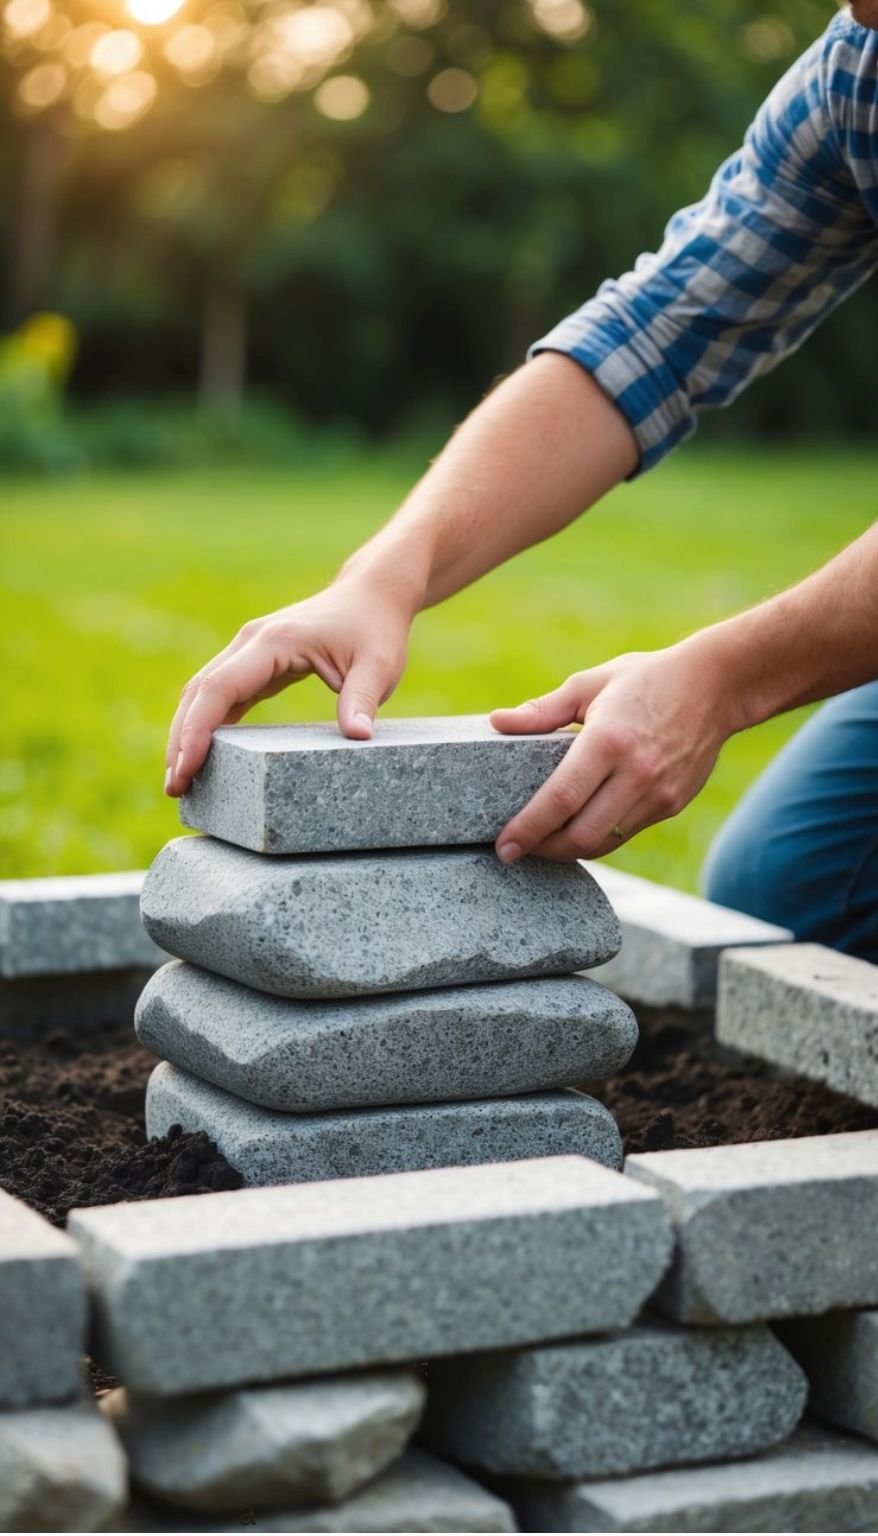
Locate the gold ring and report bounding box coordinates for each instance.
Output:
[611,824,626,841]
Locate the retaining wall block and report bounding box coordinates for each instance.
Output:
[0,1188,87,1409]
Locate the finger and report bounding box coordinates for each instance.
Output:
[495,729,616,863]
[528,768,647,862]
[169,637,306,795]
[165,626,255,781]
[337,653,401,739]
[489,668,607,737]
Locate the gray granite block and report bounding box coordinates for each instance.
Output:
[777,1312,878,1443]
[510,1424,878,1533]
[626,1130,878,1325]
[585,863,791,1009]
[68,1155,672,1395]
[103,1369,425,1511]
[0,1188,87,1408]
[423,1318,806,1479]
[141,836,621,999]
[146,1064,624,1182]
[119,1449,515,1532]
[718,943,878,1107]
[180,715,575,854]
[0,1398,128,1533]
[136,962,637,1112]
[0,871,164,978]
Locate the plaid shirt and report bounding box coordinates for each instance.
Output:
[531,11,878,473]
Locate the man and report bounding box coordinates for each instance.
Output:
[167,6,878,961]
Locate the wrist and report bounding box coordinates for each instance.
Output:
[337,536,431,620]
[675,621,764,737]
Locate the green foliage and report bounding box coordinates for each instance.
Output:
[1,443,874,886]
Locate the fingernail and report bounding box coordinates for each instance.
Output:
[497,841,522,864]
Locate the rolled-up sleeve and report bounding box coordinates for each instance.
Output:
[531,18,878,473]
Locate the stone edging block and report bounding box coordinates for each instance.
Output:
[0,1188,87,1409]
[0,872,163,979]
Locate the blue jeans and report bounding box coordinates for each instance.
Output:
[703,683,878,964]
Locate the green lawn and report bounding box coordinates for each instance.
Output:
[3,444,875,890]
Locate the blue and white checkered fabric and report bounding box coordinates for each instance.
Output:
[531,11,878,473]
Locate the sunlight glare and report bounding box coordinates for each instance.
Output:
[125,0,186,26]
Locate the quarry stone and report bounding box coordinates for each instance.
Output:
[510,1424,878,1533]
[718,943,878,1107]
[423,1318,806,1479]
[141,837,620,999]
[0,1399,127,1533]
[102,1369,425,1511]
[585,863,791,1008]
[179,715,575,854]
[121,1449,515,1532]
[136,961,637,1111]
[0,1188,87,1408]
[68,1155,672,1396]
[626,1130,878,1324]
[0,871,164,978]
[146,1063,624,1182]
[778,1312,878,1443]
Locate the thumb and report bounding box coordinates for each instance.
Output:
[490,669,607,736]
[337,655,396,739]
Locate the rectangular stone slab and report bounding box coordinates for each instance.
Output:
[585,864,791,1008]
[0,1189,88,1408]
[141,837,621,999]
[145,1063,624,1182]
[136,961,637,1112]
[122,1449,516,1532]
[180,716,575,854]
[777,1312,878,1443]
[626,1129,878,1324]
[718,943,878,1107]
[0,871,164,978]
[68,1155,672,1395]
[0,1399,128,1535]
[509,1424,878,1533]
[423,1319,806,1479]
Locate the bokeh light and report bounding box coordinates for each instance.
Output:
[427,66,476,112]
[315,72,369,118]
[91,29,143,75]
[125,0,186,26]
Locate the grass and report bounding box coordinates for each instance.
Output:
[2,442,875,890]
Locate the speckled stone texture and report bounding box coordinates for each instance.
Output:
[145,1064,624,1182]
[626,1130,878,1324]
[0,1189,87,1408]
[0,1399,128,1534]
[0,871,163,978]
[585,864,791,1009]
[68,1156,672,1396]
[510,1424,878,1534]
[778,1312,878,1444]
[121,1449,516,1532]
[423,1319,806,1478]
[180,716,575,854]
[137,961,637,1111]
[718,943,878,1108]
[102,1370,425,1512]
[141,836,621,999]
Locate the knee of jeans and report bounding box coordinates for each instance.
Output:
[702,815,780,926]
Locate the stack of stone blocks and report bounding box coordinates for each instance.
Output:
[136,718,641,1184]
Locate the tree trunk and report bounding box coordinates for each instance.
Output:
[198,272,248,416]
[7,116,68,325]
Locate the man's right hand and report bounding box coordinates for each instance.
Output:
[164,577,412,797]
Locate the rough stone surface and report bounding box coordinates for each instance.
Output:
[0,1398,128,1533]
[68,1155,672,1396]
[103,1369,425,1511]
[626,1130,878,1324]
[778,1312,878,1443]
[423,1318,806,1478]
[0,1187,87,1408]
[718,944,878,1107]
[510,1424,878,1533]
[146,1064,624,1183]
[141,837,621,999]
[585,864,791,1008]
[120,1449,515,1532]
[136,961,637,1112]
[0,872,164,978]
[180,715,576,854]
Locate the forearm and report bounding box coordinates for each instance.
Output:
[339,353,638,612]
[689,522,878,732]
